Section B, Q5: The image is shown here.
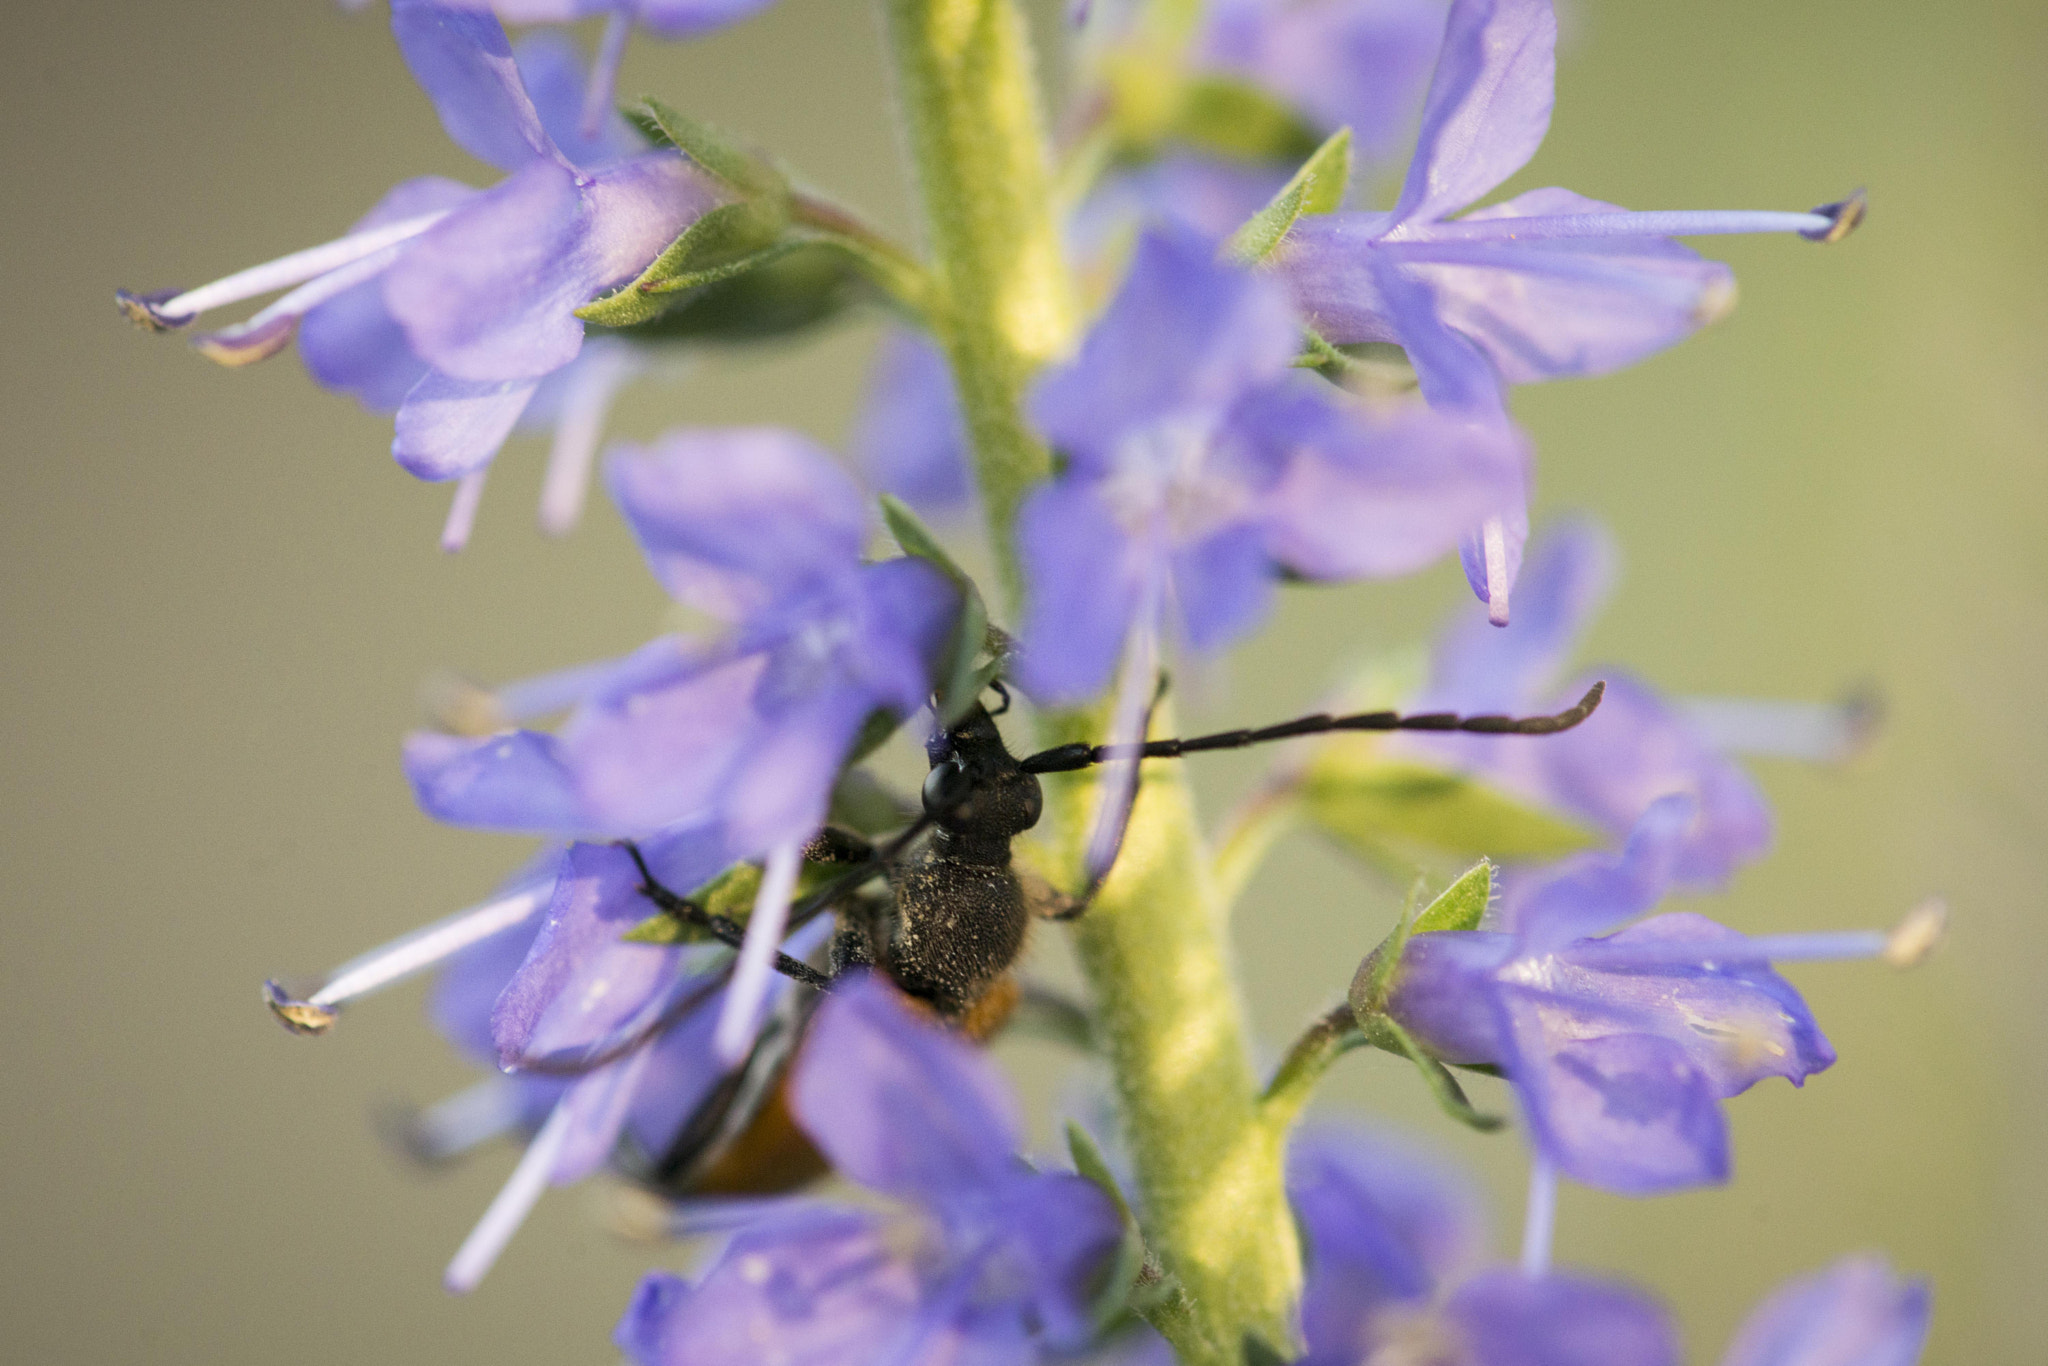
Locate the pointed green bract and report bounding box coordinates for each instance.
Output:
[578,202,790,327]
[1228,127,1353,264]
[1371,1016,1507,1133]
[634,99,789,198]
[1413,859,1494,934]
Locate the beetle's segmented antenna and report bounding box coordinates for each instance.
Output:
[1019,681,1607,774]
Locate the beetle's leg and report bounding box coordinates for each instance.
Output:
[619,841,833,991]
[1020,867,1090,922]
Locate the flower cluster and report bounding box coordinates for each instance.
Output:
[122,0,1933,1362]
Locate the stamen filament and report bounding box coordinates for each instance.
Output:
[713,841,803,1064]
[395,1078,533,1164]
[1562,902,1946,973]
[538,343,640,536]
[140,210,450,326]
[442,469,490,553]
[1519,1155,1557,1278]
[1681,692,1882,764]
[191,241,407,366]
[1401,208,1840,246]
[580,12,633,142]
[1481,516,1511,627]
[265,880,551,1034]
[444,1099,572,1293]
[1085,594,1162,886]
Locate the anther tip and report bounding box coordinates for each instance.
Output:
[264,979,338,1035]
[1802,188,1866,244]
[192,315,298,368]
[116,288,192,332]
[1882,898,1946,968]
[420,669,510,736]
[601,1187,675,1244]
[1832,682,1887,764]
[1486,595,1511,628]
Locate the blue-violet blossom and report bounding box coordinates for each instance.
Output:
[614,974,1123,1366]
[118,5,719,545]
[1377,796,1944,1194]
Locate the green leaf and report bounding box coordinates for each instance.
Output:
[1067,1122,1148,1330]
[1227,127,1354,264]
[634,99,787,197]
[880,494,994,726]
[1171,77,1323,164]
[577,202,789,328]
[1412,859,1494,934]
[1371,1016,1506,1133]
[1302,759,1599,866]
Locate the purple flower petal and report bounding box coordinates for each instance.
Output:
[392,369,540,479]
[1071,157,1292,261]
[635,0,784,40]
[1290,1121,1490,1362]
[404,728,588,832]
[1444,1267,1678,1366]
[976,1176,1124,1349]
[512,30,645,169]
[1014,481,1151,703]
[1719,1256,1930,1366]
[789,975,1023,1200]
[391,0,562,174]
[385,153,716,383]
[1244,381,1527,579]
[1409,188,1738,383]
[615,1271,688,1366]
[606,428,870,618]
[562,650,769,835]
[1513,795,1692,955]
[850,330,973,516]
[1168,521,1273,654]
[1368,256,1509,414]
[1030,232,1301,476]
[1499,1017,1730,1194]
[1388,0,1557,224]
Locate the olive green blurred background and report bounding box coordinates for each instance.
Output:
[3,0,2042,1361]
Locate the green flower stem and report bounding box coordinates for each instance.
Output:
[880,0,1074,601]
[1210,784,1304,913]
[1040,714,1304,1365]
[882,1,1303,1355]
[1259,1004,1368,1135]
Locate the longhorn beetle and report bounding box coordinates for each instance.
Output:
[546,678,1606,1197]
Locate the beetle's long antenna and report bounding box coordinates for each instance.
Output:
[1018,682,1607,774]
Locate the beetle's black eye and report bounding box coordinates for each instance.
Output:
[922,758,975,817]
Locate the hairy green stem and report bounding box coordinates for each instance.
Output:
[882,1,1303,1355]
[881,0,1073,600]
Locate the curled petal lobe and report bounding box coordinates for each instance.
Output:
[391,0,562,174]
[392,370,540,479]
[1500,1017,1730,1194]
[1719,1256,1930,1366]
[606,428,871,617]
[299,275,433,413]
[1424,515,1617,712]
[616,1271,687,1366]
[1514,794,1693,954]
[790,975,1023,1199]
[404,728,587,832]
[1389,0,1557,224]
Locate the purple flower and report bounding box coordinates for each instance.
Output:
[1265,0,1858,613]
[1719,1256,1930,1366]
[403,427,954,1057]
[1015,229,1526,706]
[1290,1122,1678,1366]
[1274,0,1859,414]
[614,974,1123,1366]
[1393,517,1774,889]
[1379,797,1943,1195]
[118,8,717,545]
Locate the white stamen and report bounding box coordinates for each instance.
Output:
[1085,598,1162,886]
[191,241,407,365]
[1481,516,1511,626]
[398,1078,531,1164]
[1519,1155,1557,1278]
[270,881,550,1032]
[441,469,490,553]
[154,210,449,323]
[713,841,803,1065]
[1882,898,1947,968]
[538,343,640,536]
[1680,692,1882,764]
[444,1099,572,1294]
